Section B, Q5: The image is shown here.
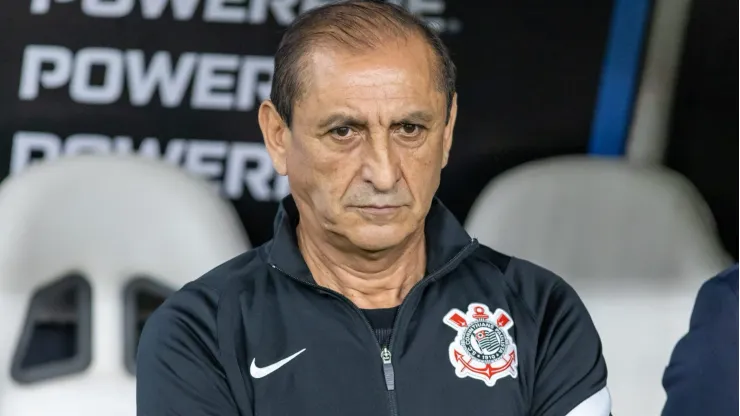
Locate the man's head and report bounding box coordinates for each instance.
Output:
[259,0,458,253]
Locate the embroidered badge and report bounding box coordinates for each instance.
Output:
[443,303,518,387]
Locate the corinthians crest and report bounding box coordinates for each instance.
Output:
[443,303,518,387]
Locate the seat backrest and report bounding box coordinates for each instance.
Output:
[0,155,250,416]
[465,155,731,415]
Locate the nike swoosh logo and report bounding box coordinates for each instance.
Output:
[250,348,306,379]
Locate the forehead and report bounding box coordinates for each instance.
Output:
[296,35,443,117]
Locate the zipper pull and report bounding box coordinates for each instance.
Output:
[381,347,395,391]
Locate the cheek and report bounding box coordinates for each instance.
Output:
[402,145,443,194]
[287,141,357,199]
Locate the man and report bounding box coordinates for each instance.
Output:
[136,2,610,415]
[662,264,738,416]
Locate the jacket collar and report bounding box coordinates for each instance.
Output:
[266,195,474,283]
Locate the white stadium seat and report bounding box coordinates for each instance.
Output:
[465,155,731,416]
[0,155,250,416]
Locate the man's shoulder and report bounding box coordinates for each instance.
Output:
[467,244,587,325]
[138,244,273,362]
[191,244,271,295]
[146,244,271,329]
[705,264,738,299]
[469,244,572,299]
[661,264,739,416]
[690,264,739,328]
[468,245,607,413]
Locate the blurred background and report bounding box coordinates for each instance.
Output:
[0,0,736,415]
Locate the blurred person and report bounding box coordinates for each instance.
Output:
[661,264,739,416]
[136,2,610,415]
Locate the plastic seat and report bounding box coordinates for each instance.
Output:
[465,155,731,415]
[0,155,250,416]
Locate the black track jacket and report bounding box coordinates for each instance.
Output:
[137,197,609,416]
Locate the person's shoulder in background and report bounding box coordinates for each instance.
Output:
[661,264,738,416]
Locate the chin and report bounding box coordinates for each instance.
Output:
[346,224,411,252]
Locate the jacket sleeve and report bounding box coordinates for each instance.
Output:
[661,266,739,416]
[136,281,244,416]
[530,279,610,416]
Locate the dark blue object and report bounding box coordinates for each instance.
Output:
[662,264,739,416]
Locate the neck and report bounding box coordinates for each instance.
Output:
[297,223,427,310]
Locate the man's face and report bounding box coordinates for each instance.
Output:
[261,35,457,252]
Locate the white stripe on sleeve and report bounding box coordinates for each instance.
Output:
[564,387,611,416]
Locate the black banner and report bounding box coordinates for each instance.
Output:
[0,1,614,245]
[666,0,738,257]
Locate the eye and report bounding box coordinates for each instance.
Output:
[329,126,354,140]
[397,123,423,137]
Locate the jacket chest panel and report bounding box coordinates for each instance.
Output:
[392,336,528,415]
[248,335,390,416]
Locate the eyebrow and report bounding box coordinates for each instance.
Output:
[392,110,435,125]
[316,113,367,130]
[316,110,437,130]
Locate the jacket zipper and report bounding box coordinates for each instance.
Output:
[380,346,397,416]
[269,238,478,416]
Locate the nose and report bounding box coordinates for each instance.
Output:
[360,135,401,193]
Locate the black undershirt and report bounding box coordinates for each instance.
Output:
[361,306,399,348]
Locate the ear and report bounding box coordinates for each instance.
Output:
[441,93,458,168]
[258,100,290,176]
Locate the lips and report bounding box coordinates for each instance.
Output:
[360,205,400,210]
[352,205,403,215]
